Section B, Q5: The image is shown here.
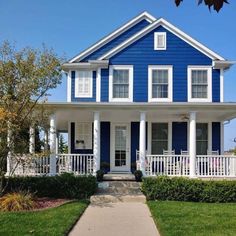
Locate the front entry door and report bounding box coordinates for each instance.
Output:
[111,124,130,172]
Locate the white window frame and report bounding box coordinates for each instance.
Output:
[75,122,92,149]
[75,70,93,98]
[109,65,133,102]
[148,65,173,102]
[188,66,212,102]
[154,32,166,50]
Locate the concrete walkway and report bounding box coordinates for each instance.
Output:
[69,202,160,236]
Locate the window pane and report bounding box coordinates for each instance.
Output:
[152,123,168,154]
[152,69,168,98]
[192,85,207,98]
[113,69,129,98]
[192,70,207,84]
[196,123,208,155]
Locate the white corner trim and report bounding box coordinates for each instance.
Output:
[69,12,156,63]
[220,69,224,102]
[154,32,166,50]
[148,65,173,102]
[109,65,133,102]
[96,68,101,102]
[99,18,225,61]
[67,71,72,102]
[187,66,212,103]
[74,70,93,98]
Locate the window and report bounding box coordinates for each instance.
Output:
[109,65,133,102]
[154,32,166,50]
[196,123,208,155]
[188,66,212,102]
[75,122,92,149]
[151,123,168,154]
[148,66,173,102]
[75,71,93,98]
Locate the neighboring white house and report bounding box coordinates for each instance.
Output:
[8,12,236,178]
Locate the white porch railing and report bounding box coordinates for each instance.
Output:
[10,154,94,176]
[57,154,94,175]
[144,154,236,177]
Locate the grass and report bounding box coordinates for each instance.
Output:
[148,201,236,236]
[0,201,88,236]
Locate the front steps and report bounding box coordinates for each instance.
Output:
[103,173,135,181]
[90,180,146,204]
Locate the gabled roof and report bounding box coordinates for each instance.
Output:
[69,12,156,63]
[98,18,225,61]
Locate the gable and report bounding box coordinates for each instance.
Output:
[81,19,150,62]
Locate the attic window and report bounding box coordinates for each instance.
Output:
[154,32,166,50]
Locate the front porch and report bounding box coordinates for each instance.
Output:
[8,102,236,178]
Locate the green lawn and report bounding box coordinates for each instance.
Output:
[148,201,236,236]
[0,201,88,236]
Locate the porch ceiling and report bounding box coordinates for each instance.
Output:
[45,102,236,130]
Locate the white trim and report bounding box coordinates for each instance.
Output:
[93,112,100,172]
[220,69,224,102]
[221,122,224,155]
[110,123,131,172]
[69,12,156,63]
[96,68,101,102]
[99,18,224,61]
[139,112,146,174]
[109,65,133,102]
[154,32,166,50]
[189,111,196,177]
[67,71,71,102]
[208,122,212,152]
[74,70,93,98]
[187,66,212,102]
[148,65,173,102]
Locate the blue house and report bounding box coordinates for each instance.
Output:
[42,12,236,178]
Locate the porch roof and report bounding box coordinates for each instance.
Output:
[45,102,236,131]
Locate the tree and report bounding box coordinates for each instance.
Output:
[0,41,63,195]
[58,134,68,154]
[175,0,229,12]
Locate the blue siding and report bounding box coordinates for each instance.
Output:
[100,122,110,172]
[212,122,221,153]
[212,69,220,102]
[172,122,188,154]
[71,70,96,102]
[82,19,150,62]
[101,69,109,102]
[70,122,93,154]
[109,25,220,102]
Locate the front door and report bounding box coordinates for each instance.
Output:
[111,124,130,172]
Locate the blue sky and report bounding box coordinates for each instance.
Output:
[0,0,236,150]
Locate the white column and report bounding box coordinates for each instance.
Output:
[49,114,57,175]
[189,111,196,178]
[29,125,35,154]
[93,111,100,174]
[221,122,224,155]
[208,122,212,152]
[56,132,59,154]
[139,112,146,175]
[44,130,49,151]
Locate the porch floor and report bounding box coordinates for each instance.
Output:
[103,173,135,181]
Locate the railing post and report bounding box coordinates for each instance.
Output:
[50,154,57,176]
[189,111,196,178]
[139,111,146,176]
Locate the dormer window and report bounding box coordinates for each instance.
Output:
[75,71,93,98]
[154,32,166,50]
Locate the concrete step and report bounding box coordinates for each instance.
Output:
[103,174,135,181]
[98,187,142,195]
[98,181,141,188]
[90,194,146,203]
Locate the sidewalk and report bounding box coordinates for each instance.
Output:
[69,202,160,236]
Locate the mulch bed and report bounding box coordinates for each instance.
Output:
[34,198,71,210]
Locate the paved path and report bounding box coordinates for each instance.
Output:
[69,202,160,236]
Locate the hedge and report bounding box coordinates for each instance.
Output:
[2,173,97,199]
[142,176,236,203]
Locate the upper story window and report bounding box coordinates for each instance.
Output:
[109,65,133,102]
[75,70,93,98]
[154,32,166,50]
[188,66,212,102]
[148,65,173,102]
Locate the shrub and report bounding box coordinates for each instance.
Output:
[134,170,143,182]
[96,170,104,182]
[3,174,97,199]
[142,176,236,203]
[0,192,35,212]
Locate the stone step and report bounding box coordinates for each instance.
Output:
[98,187,142,195]
[90,194,146,204]
[98,181,141,188]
